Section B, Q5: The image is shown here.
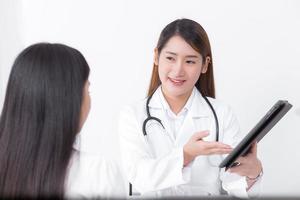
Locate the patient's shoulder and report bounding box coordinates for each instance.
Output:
[65,150,125,198]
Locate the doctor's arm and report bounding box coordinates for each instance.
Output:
[118,106,190,194]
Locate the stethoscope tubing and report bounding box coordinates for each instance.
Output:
[142,90,219,141]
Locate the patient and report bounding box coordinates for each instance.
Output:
[0,43,125,198]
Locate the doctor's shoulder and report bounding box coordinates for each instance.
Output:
[207,97,239,117]
[118,97,148,126]
[204,96,240,127]
[65,150,126,198]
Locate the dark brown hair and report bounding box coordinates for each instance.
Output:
[147,18,215,98]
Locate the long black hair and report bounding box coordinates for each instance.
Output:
[0,43,90,198]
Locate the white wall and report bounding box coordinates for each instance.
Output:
[1,0,300,196]
[0,0,23,110]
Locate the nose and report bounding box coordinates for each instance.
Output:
[172,60,185,77]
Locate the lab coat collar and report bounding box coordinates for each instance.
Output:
[148,86,212,118]
[147,86,163,109]
[189,88,213,118]
[157,86,195,116]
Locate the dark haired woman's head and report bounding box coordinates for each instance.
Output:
[0,43,90,198]
[148,18,215,98]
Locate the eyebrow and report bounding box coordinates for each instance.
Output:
[165,51,199,58]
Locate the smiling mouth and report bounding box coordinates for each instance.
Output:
[168,77,186,85]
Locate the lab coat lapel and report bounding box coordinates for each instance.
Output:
[148,89,176,143]
[175,90,213,146]
[174,110,195,146]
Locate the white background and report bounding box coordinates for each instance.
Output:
[1,0,300,196]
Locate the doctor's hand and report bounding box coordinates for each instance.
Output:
[228,142,262,178]
[183,131,233,166]
[228,142,262,189]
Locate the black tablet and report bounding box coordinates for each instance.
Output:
[219,100,292,169]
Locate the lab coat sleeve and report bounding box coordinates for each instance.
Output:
[247,167,263,198]
[118,106,190,194]
[219,104,262,198]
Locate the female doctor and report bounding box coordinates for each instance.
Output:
[118,18,263,197]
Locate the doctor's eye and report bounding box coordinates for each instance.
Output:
[166,56,175,61]
[186,60,196,64]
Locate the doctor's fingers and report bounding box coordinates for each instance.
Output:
[191,130,209,141]
[206,148,233,155]
[191,130,210,141]
[199,141,232,149]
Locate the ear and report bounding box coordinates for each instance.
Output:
[201,56,210,74]
[154,48,159,66]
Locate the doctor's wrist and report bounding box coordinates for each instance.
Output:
[247,160,263,179]
[247,168,263,181]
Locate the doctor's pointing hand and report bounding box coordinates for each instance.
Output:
[118,18,263,198]
[183,130,233,166]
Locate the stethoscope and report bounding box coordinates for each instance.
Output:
[142,91,219,141]
[129,90,221,196]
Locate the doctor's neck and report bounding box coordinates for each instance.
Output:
[161,87,192,115]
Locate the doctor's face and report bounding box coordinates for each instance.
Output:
[155,35,209,99]
[79,80,91,132]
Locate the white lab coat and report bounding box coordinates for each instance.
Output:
[118,86,262,198]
